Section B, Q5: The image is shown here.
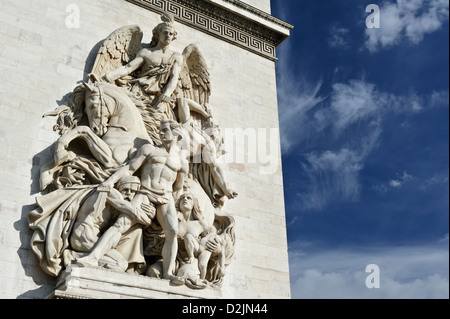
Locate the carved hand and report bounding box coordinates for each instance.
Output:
[103,72,117,83]
[205,237,223,254]
[154,93,171,106]
[141,203,156,220]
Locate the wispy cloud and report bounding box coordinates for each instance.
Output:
[328,26,350,49]
[365,0,449,52]
[297,80,387,210]
[289,241,449,299]
[315,80,425,136]
[421,173,450,190]
[300,149,364,210]
[429,90,450,107]
[290,78,446,210]
[389,171,416,188]
[277,77,325,154]
[374,171,448,194]
[276,40,326,154]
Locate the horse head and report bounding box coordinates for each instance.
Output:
[82,82,113,137]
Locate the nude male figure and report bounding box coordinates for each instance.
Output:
[92,119,189,283]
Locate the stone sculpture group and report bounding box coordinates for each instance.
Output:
[28,14,237,290]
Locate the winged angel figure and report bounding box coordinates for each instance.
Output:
[90,16,208,141]
[89,14,238,204]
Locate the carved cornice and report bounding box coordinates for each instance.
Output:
[125,0,293,61]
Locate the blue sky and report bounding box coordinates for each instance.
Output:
[271,0,449,299]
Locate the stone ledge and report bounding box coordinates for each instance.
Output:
[47,265,223,299]
[125,0,293,61]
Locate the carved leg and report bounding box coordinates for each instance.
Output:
[184,233,199,264]
[76,214,133,267]
[202,141,238,199]
[198,250,212,280]
[54,126,116,168]
[158,200,184,285]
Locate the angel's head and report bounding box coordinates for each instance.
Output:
[150,14,178,48]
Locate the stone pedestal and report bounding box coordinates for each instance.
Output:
[47,265,222,299]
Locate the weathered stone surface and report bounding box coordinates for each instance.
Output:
[48,265,222,299]
[0,0,291,299]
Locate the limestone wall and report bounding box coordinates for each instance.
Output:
[0,0,290,299]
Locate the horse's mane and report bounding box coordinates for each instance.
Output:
[51,84,87,135]
[123,89,164,145]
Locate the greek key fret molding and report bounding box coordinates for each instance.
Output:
[125,0,293,61]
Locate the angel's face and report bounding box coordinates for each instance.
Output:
[158,26,176,46]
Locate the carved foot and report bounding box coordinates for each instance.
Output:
[185,277,208,290]
[165,274,185,286]
[76,256,99,268]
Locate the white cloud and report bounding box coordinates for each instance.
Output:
[277,77,325,154]
[289,242,449,299]
[331,81,385,131]
[429,90,450,107]
[314,80,424,136]
[389,180,402,187]
[300,149,364,210]
[292,78,445,210]
[275,40,326,154]
[375,171,448,194]
[298,80,389,210]
[365,0,449,52]
[389,171,415,188]
[277,65,441,156]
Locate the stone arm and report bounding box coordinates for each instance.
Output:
[107,187,155,223]
[172,159,189,200]
[103,55,145,83]
[101,144,156,188]
[106,195,154,226]
[155,53,183,105]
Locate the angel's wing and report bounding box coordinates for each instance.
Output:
[179,44,211,106]
[89,25,143,81]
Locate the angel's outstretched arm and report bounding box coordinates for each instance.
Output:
[104,56,145,83]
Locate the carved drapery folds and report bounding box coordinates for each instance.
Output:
[28,14,237,290]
